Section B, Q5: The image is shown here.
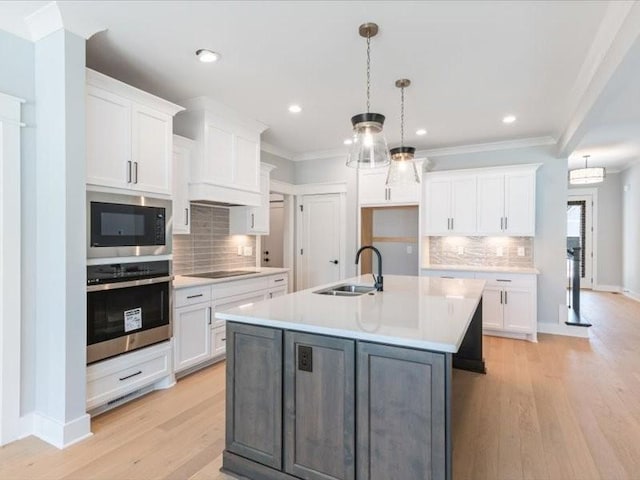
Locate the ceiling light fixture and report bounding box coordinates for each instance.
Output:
[502,114,516,124]
[569,155,605,185]
[386,79,420,186]
[196,49,220,63]
[416,128,427,136]
[288,104,302,113]
[346,22,390,169]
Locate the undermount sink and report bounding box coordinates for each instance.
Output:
[313,284,376,297]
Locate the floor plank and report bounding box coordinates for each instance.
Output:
[1,291,639,479]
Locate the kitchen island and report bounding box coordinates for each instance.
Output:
[216,274,486,480]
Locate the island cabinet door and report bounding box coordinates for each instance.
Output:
[357,342,448,480]
[284,332,356,480]
[225,322,283,470]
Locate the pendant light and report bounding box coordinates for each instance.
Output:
[386,79,420,186]
[569,155,605,185]
[346,23,391,169]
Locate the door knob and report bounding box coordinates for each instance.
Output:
[330,260,339,265]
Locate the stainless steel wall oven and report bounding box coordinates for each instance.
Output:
[87,260,172,364]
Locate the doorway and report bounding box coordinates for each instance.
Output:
[296,193,346,290]
[261,194,285,268]
[567,193,594,288]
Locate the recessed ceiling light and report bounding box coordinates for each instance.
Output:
[196,49,220,63]
[416,128,427,136]
[288,104,302,113]
[502,115,516,124]
[344,139,353,145]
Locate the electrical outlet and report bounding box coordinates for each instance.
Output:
[496,246,504,257]
[237,246,243,256]
[298,346,313,372]
[243,246,253,256]
[457,246,464,255]
[406,245,413,254]
[518,247,525,257]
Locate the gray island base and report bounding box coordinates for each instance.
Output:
[217,275,487,480]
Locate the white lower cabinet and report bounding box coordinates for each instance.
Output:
[422,269,537,341]
[173,273,289,376]
[87,341,174,412]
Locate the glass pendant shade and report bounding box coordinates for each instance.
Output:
[386,147,420,186]
[346,113,391,168]
[569,167,605,185]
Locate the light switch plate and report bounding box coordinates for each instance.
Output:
[243,246,253,256]
[517,247,525,256]
[496,246,504,257]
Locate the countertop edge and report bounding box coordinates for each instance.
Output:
[422,264,540,275]
[173,268,290,289]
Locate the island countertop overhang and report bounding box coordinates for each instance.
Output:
[215,274,486,353]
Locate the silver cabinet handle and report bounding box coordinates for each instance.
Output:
[388,188,391,201]
[127,161,132,183]
[500,291,503,304]
[505,217,508,230]
[251,213,255,229]
[504,291,508,304]
[440,276,454,279]
[500,217,504,230]
[207,306,212,325]
[185,208,189,226]
[451,217,454,231]
[447,218,450,230]
[496,279,512,283]
[133,161,138,184]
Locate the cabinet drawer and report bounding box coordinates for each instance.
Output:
[212,325,227,357]
[212,277,269,300]
[175,285,211,308]
[87,343,171,410]
[421,269,476,279]
[268,274,288,288]
[474,272,536,288]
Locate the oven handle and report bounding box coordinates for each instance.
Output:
[87,275,174,292]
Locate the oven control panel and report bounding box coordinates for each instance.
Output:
[87,260,171,286]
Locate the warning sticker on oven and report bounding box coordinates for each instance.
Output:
[124,308,142,332]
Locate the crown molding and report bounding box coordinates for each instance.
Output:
[415,136,556,158]
[24,1,106,41]
[293,148,348,162]
[261,142,295,161]
[558,1,640,156]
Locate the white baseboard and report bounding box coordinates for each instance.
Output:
[32,412,92,449]
[538,322,590,338]
[594,284,622,292]
[623,289,640,302]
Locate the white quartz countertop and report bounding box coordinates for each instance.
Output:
[422,264,540,275]
[173,267,290,289]
[215,275,486,353]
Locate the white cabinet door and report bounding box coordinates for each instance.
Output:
[174,304,212,372]
[205,123,234,186]
[504,172,535,236]
[503,288,534,333]
[481,287,504,330]
[86,86,131,189]
[268,286,288,298]
[450,176,477,234]
[131,104,172,195]
[359,168,387,205]
[211,325,226,358]
[234,135,260,193]
[476,174,505,235]
[229,165,270,235]
[173,138,192,235]
[424,178,452,235]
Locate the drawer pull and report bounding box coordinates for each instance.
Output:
[496,279,512,282]
[187,293,204,299]
[274,278,285,283]
[440,276,454,279]
[221,338,226,342]
[119,370,142,381]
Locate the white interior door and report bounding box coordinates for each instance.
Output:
[298,194,344,290]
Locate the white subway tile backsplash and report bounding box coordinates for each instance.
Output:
[428,236,534,268]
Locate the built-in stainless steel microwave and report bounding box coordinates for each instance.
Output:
[87,192,172,259]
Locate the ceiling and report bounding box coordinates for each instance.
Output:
[0,0,615,157]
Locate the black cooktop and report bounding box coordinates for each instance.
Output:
[185,270,257,279]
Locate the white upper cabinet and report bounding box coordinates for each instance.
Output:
[358,160,424,206]
[85,69,184,196]
[477,168,537,236]
[425,164,539,237]
[229,163,275,235]
[173,135,194,235]
[174,97,267,207]
[424,175,476,235]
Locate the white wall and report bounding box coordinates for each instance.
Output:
[423,144,568,325]
[261,150,295,184]
[569,172,623,288]
[622,162,640,298]
[294,156,359,278]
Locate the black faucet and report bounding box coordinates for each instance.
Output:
[355,245,383,292]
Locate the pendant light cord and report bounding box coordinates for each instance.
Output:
[366,34,371,113]
[400,86,405,147]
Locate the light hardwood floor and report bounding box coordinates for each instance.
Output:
[1,291,639,479]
